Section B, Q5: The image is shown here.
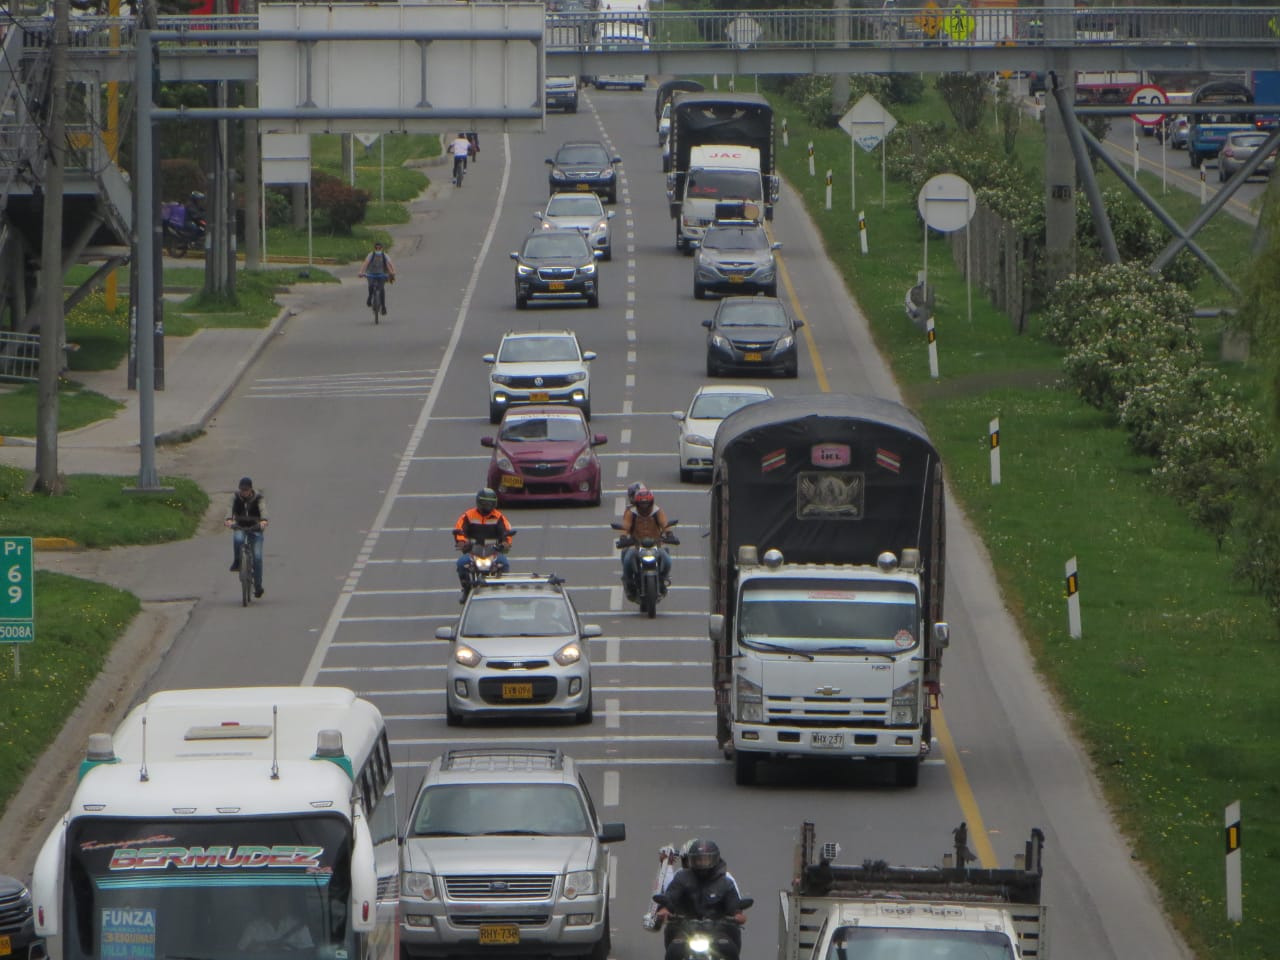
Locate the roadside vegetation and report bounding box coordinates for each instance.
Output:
[761,74,1274,958]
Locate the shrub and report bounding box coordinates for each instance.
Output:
[1118,361,1224,458]
[265,187,292,229]
[1074,189,1203,291]
[1233,462,1280,620]
[1063,313,1203,412]
[310,169,370,235]
[1040,262,1196,349]
[935,74,988,133]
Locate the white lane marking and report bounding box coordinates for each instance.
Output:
[623,400,633,415]
[408,454,491,462]
[304,138,514,687]
[616,460,629,479]
[609,585,623,610]
[257,369,431,382]
[396,734,711,745]
[620,428,632,444]
[605,698,621,729]
[603,771,620,806]
[625,374,635,388]
[627,290,636,303]
[627,329,636,342]
[329,636,705,650]
[627,350,636,364]
[606,637,620,663]
[608,856,617,901]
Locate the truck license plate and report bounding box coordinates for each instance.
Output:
[478,924,521,945]
[529,391,550,402]
[500,474,523,489]
[548,281,566,291]
[744,352,762,362]
[502,682,534,700]
[811,732,844,749]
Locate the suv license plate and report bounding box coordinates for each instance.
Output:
[744,352,763,362]
[728,276,744,283]
[548,281,566,291]
[811,732,844,749]
[0,935,11,956]
[502,682,534,700]
[529,391,550,402]
[575,184,591,191]
[479,925,521,946]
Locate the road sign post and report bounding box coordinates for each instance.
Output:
[1128,83,1169,127]
[839,95,898,211]
[2,536,35,680]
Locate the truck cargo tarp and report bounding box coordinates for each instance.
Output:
[712,395,940,567]
[670,93,773,174]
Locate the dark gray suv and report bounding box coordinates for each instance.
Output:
[399,748,624,960]
[0,876,45,960]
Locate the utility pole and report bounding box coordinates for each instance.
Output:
[33,0,69,495]
[243,0,260,269]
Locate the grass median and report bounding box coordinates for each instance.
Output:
[767,82,1271,958]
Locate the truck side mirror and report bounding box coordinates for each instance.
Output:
[933,622,950,648]
[709,614,725,642]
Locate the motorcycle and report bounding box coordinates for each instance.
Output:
[161,202,208,258]
[650,894,753,960]
[612,520,679,618]
[457,530,516,598]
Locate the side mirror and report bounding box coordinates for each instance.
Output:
[771,242,783,250]
[672,410,685,421]
[594,250,604,259]
[794,318,805,329]
[611,156,622,164]
[545,158,555,165]
[690,240,701,250]
[482,353,496,364]
[709,613,725,642]
[534,212,544,220]
[481,436,495,448]
[592,433,608,446]
[583,350,598,361]
[581,624,603,639]
[933,622,950,649]
[701,318,713,328]
[435,626,456,640]
[738,898,755,910]
[509,251,519,260]
[599,822,626,843]
[607,211,616,220]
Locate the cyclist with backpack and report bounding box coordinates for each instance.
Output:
[358,241,396,315]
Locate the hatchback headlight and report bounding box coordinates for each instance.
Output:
[573,451,593,471]
[594,219,608,232]
[710,334,729,350]
[402,872,438,900]
[454,644,481,667]
[495,455,514,472]
[554,641,583,666]
[563,869,595,898]
[565,371,586,383]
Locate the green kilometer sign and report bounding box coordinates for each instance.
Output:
[1,536,35,644]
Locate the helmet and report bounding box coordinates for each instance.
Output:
[633,486,654,514]
[687,839,720,876]
[679,837,701,869]
[189,191,205,203]
[626,481,643,505]
[476,487,498,514]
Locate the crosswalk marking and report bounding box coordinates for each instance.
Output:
[249,370,435,400]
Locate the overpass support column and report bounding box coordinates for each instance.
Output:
[1043,59,1076,286]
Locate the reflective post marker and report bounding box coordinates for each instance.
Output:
[989,417,1000,485]
[1066,557,1081,638]
[1200,167,1207,204]
[927,316,938,379]
[782,117,789,148]
[859,211,868,255]
[825,169,832,210]
[1132,123,1140,178]
[1226,801,1242,923]
[808,141,815,178]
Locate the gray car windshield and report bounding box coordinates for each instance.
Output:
[738,579,919,654]
[705,229,767,252]
[412,784,591,836]
[548,196,604,217]
[500,417,587,443]
[524,235,590,259]
[717,303,788,327]
[827,925,1014,959]
[461,594,576,638]
[498,337,579,362]
[689,393,768,420]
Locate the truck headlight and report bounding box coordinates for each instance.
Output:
[891,679,919,726]
[402,872,437,900]
[454,644,481,667]
[736,674,764,723]
[563,869,596,899]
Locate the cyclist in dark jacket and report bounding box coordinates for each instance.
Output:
[654,840,748,960]
[224,477,268,598]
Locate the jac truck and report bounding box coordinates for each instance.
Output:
[780,821,1048,959]
[666,92,779,251]
[708,394,948,787]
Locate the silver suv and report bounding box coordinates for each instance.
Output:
[484,330,596,425]
[399,748,625,960]
[436,574,600,725]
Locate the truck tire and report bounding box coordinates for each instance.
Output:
[894,758,920,788]
[734,751,758,786]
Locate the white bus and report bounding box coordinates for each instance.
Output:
[32,687,397,960]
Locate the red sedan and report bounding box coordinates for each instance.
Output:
[482,406,607,506]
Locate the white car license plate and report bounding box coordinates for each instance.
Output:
[811,732,844,749]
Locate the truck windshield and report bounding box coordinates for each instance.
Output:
[828,926,1014,959]
[686,170,762,201]
[738,579,919,654]
[63,814,353,960]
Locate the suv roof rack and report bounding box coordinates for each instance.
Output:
[440,747,566,772]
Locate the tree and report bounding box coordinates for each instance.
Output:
[935,74,987,133]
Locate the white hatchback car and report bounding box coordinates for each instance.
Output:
[536,193,615,260]
[672,383,773,481]
[485,330,596,424]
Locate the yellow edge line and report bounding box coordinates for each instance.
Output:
[772,220,995,868]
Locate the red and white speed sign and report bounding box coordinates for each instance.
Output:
[1129,84,1169,126]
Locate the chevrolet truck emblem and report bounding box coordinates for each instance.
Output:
[815,685,841,697]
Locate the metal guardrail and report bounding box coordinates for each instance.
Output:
[0,331,39,384]
[4,8,1280,56]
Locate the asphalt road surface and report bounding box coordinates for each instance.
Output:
[124,90,1192,960]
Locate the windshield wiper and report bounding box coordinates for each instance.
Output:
[481,829,550,836]
[814,645,896,660]
[415,830,472,837]
[739,638,814,661]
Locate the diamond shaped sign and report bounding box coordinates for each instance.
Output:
[839,94,898,151]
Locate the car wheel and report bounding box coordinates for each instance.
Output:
[580,399,592,421]
[706,356,718,377]
[603,244,612,262]
[587,289,600,308]
[445,700,463,727]
[515,292,528,310]
[569,103,578,114]
[784,359,798,379]
[764,283,778,298]
[607,189,617,204]
[489,403,503,425]
[694,283,706,300]
[576,695,594,725]
[680,465,693,483]
[587,911,610,960]
[894,758,921,788]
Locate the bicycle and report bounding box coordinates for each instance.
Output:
[366,275,388,323]
[231,523,264,607]
[452,154,466,188]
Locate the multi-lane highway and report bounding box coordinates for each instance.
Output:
[139,90,1190,960]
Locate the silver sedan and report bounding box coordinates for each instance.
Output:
[536,192,616,260]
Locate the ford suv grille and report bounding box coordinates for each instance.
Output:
[444,875,556,900]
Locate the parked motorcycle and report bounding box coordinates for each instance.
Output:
[613,520,678,618]
[161,201,207,258]
[457,530,516,599]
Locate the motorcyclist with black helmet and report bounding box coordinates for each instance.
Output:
[453,487,513,602]
[654,840,748,960]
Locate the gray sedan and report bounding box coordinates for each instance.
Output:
[1218,131,1276,180]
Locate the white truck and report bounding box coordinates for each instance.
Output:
[780,821,1048,960]
[709,394,948,787]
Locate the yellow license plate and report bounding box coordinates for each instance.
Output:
[548,281,566,291]
[500,474,523,489]
[529,391,550,402]
[575,183,591,191]
[0,935,10,956]
[502,682,534,700]
[479,925,521,945]
[744,352,763,362]
[728,276,745,283]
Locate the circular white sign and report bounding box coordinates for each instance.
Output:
[917,173,976,233]
[1128,84,1168,127]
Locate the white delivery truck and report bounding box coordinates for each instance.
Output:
[673,145,767,248]
[591,21,648,90]
[780,821,1048,960]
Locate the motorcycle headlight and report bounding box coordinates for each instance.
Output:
[563,869,595,898]
[688,935,713,954]
[495,455,514,472]
[454,644,481,667]
[554,641,583,666]
[891,678,919,726]
[686,434,713,448]
[736,674,764,723]
[775,335,795,351]
[516,264,534,277]
[573,451,593,471]
[401,872,438,900]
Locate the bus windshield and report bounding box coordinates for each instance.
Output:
[738,578,920,654]
[63,814,353,960]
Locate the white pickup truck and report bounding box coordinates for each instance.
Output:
[779,822,1047,960]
